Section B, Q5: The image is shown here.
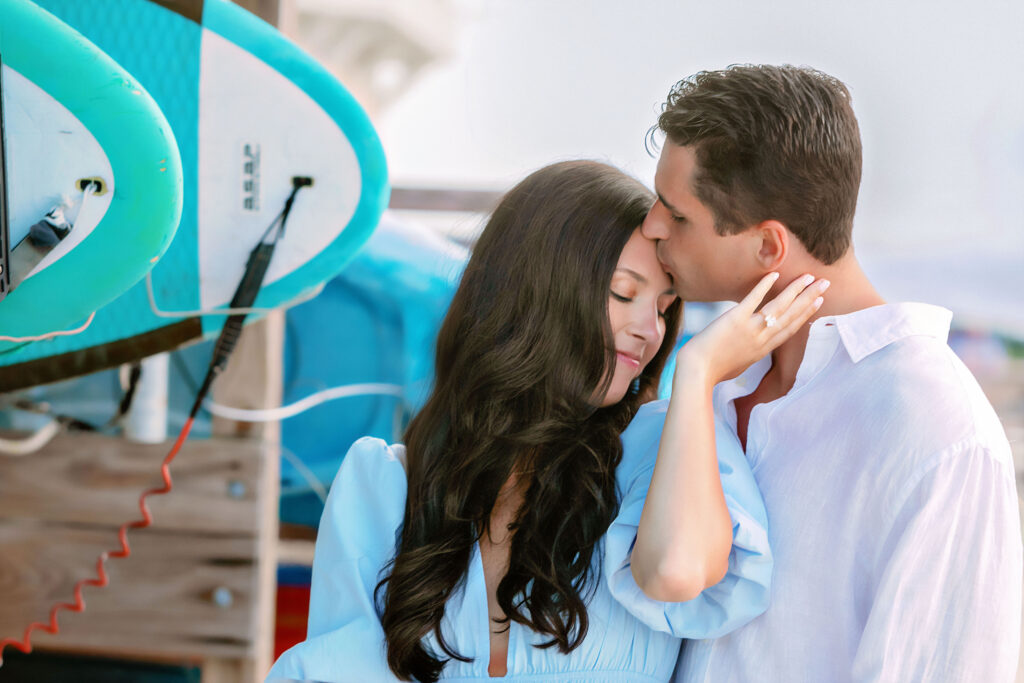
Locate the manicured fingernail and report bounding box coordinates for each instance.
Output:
[802,274,815,286]
[814,296,824,307]
[819,279,831,291]
[770,272,781,281]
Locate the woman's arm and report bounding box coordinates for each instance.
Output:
[631,358,728,601]
[630,272,828,601]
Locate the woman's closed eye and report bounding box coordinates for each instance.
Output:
[611,290,671,319]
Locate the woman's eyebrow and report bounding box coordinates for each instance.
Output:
[614,267,647,284]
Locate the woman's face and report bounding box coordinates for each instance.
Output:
[600,228,678,407]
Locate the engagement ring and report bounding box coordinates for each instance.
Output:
[763,312,778,328]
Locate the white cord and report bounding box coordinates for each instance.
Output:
[0,419,61,456]
[279,444,328,503]
[145,271,325,318]
[0,187,100,344]
[0,311,96,343]
[204,382,404,422]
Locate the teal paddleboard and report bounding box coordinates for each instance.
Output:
[0,0,388,390]
[0,0,182,352]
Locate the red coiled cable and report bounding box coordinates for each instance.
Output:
[0,177,305,668]
[0,416,196,666]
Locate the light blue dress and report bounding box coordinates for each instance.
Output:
[267,401,772,683]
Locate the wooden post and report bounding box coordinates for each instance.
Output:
[207,2,283,681]
[204,312,284,683]
[233,0,280,26]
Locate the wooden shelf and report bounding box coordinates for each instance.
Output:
[0,432,269,662]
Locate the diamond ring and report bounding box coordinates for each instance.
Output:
[762,312,778,328]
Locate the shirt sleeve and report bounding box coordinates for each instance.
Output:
[266,437,408,683]
[852,439,1023,683]
[604,401,773,638]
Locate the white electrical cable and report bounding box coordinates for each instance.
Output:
[0,419,61,456]
[145,271,325,318]
[279,444,328,503]
[204,382,404,422]
[0,311,96,343]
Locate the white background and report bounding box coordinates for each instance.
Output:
[377,0,1024,334]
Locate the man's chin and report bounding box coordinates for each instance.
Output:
[673,284,714,303]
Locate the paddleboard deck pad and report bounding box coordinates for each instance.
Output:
[0,0,388,391]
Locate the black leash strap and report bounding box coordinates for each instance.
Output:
[189,175,312,418]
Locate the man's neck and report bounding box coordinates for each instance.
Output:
[767,253,886,394]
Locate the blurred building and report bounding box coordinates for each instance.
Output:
[279,0,464,118]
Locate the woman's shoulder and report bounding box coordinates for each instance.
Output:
[319,436,408,560]
[623,399,670,437]
[336,436,408,477]
[617,399,751,489]
[275,438,410,679]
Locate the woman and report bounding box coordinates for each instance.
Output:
[267,161,823,682]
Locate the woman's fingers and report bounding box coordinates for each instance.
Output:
[755,274,817,321]
[736,272,781,315]
[775,294,824,342]
[678,273,828,384]
[762,278,830,341]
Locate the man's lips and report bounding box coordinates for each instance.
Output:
[654,245,679,281]
[655,241,668,264]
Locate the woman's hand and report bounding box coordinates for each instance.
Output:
[632,271,825,602]
[677,272,829,386]
[632,273,826,602]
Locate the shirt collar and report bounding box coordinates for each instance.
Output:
[816,302,953,363]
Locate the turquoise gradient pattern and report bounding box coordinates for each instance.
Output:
[0,0,183,347]
[1,0,388,375]
[201,0,390,336]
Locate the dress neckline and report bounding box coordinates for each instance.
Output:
[470,540,516,678]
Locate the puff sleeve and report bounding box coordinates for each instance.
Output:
[266,437,407,683]
[603,400,773,638]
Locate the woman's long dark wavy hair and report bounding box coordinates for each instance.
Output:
[376,161,683,681]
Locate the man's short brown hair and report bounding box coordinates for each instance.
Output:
[656,64,862,265]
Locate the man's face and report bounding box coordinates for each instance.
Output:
[642,143,754,302]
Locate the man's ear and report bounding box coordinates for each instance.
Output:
[753,220,789,270]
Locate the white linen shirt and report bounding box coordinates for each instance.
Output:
[675,302,1022,683]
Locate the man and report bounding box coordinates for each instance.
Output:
[642,64,1022,682]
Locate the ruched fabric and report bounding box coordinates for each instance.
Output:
[268,403,772,683]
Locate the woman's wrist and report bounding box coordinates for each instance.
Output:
[673,349,716,391]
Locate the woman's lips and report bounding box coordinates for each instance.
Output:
[616,351,641,368]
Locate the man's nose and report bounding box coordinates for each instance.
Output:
[641,203,670,241]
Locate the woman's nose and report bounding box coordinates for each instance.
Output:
[629,305,662,343]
